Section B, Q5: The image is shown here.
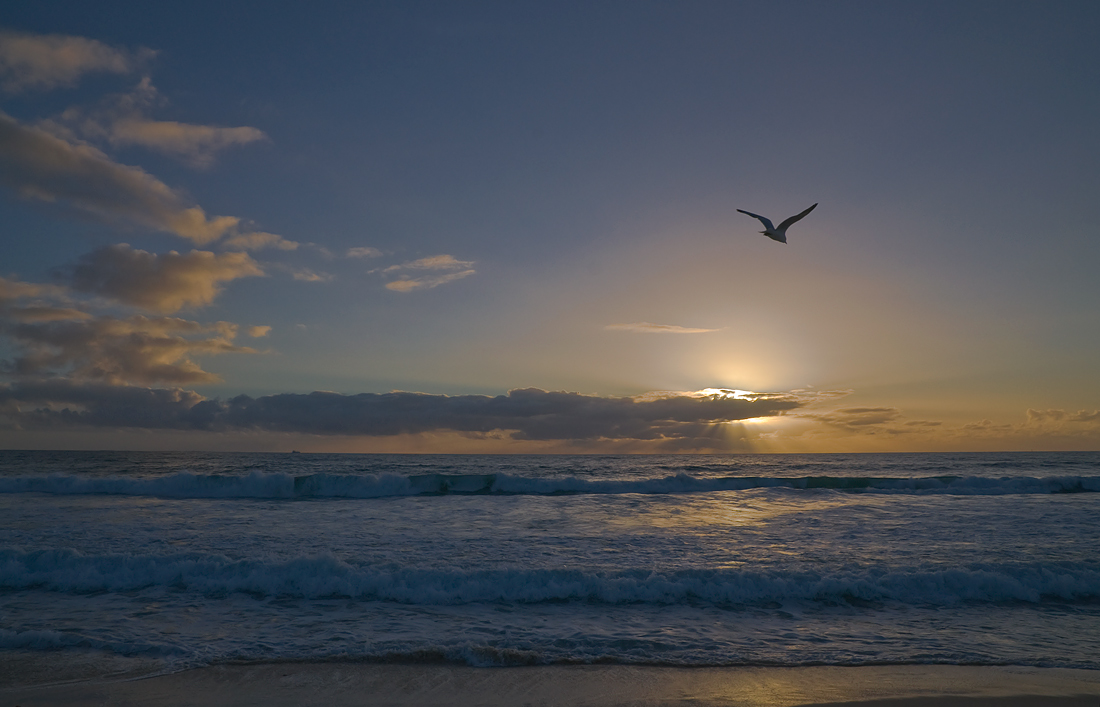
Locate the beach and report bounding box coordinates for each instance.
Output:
[5,664,1100,706]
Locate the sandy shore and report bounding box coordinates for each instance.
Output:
[4,663,1100,707]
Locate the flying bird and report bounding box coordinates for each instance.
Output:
[737,203,818,243]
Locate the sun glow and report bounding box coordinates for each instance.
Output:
[684,388,789,426]
[732,416,772,425]
[691,387,756,400]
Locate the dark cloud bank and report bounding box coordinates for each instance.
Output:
[0,382,801,441]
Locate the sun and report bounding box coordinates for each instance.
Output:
[685,388,790,427]
[690,388,759,401]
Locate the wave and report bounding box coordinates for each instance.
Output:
[1,471,1098,499]
[3,548,1098,607]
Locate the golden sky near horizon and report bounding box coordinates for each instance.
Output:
[1,2,1099,452]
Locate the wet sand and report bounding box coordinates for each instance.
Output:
[4,663,1100,706]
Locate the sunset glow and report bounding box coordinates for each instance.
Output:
[1,4,1097,453]
[3,5,1100,699]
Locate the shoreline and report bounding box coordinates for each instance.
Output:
[4,663,1100,707]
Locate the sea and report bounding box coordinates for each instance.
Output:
[2,451,1099,685]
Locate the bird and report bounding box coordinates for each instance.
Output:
[737,203,817,243]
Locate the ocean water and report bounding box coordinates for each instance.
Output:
[2,451,1099,684]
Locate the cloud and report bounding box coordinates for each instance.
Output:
[210,387,796,440]
[795,406,952,438]
[1,270,259,387]
[262,263,335,283]
[0,385,803,439]
[3,305,92,323]
[785,387,854,403]
[65,243,264,313]
[403,254,473,271]
[0,379,210,430]
[247,325,271,338]
[45,76,268,168]
[0,112,240,243]
[810,406,904,428]
[2,315,255,386]
[605,322,721,334]
[0,29,145,92]
[346,247,382,259]
[222,231,299,251]
[779,402,1100,448]
[0,275,89,323]
[381,254,476,292]
[291,268,334,282]
[946,410,1100,443]
[0,275,64,302]
[109,119,266,168]
[1027,408,1100,424]
[382,254,475,274]
[385,271,475,292]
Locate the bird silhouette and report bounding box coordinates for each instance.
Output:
[737,203,817,243]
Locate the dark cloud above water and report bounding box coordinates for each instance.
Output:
[0,383,803,440]
[214,388,801,440]
[0,379,208,429]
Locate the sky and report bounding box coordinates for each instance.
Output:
[1,1,1098,453]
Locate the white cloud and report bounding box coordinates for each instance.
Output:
[0,29,146,92]
[109,118,266,168]
[2,267,263,387]
[346,246,382,259]
[605,322,721,334]
[247,325,271,338]
[381,254,476,292]
[382,254,474,274]
[4,305,92,323]
[291,269,334,282]
[783,403,1100,445]
[0,275,64,302]
[222,231,299,251]
[1027,408,1100,424]
[385,270,475,292]
[0,275,89,322]
[3,314,255,386]
[0,111,240,243]
[66,243,264,313]
[806,406,905,428]
[48,77,267,168]
[403,254,473,270]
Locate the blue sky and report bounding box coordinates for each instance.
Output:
[2,1,1098,451]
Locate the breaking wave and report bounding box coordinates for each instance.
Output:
[0,471,1098,499]
[3,548,1098,607]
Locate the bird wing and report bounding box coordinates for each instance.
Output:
[737,209,775,232]
[776,203,818,231]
